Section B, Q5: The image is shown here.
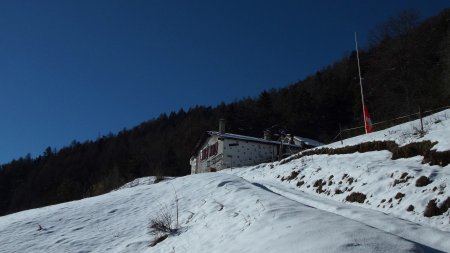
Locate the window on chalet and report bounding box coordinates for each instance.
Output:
[209,142,218,157]
[200,142,218,161]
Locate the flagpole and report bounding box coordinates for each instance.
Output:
[355,32,368,134]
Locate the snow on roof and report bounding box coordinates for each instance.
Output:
[207,131,303,148]
[294,136,323,147]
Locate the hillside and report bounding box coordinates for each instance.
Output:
[233,109,450,232]
[1,9,450,216]
[0,109,449,252]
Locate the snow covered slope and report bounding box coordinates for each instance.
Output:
[0,174,435,253]
[327,109,450,151]
[227,109,450,250]
[0,109,449,252]
[265,109,450,229]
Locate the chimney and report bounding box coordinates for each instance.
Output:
[219,119,226,134]
[287,134,294,144]
[263,130,271,140]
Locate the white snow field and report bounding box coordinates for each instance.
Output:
[0,109,449,253]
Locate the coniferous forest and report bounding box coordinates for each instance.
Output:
[1,9,449,216]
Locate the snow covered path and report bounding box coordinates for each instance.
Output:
[0,173,433,253]
[240,178,450,252]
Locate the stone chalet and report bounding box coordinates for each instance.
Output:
[190,120,322,174]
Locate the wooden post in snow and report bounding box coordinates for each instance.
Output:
[418,105,424,134]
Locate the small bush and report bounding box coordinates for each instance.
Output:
[285,171,299,181]
[391,141,436,160]
[335,189,343,194]
[393,174,413,186]
[407,205,414,212]
[400,172,408,179]
[423,150,450,167]
[296,181,304,187]
[394,192,405,199]
[313,179,326,193]
[424,197,450,217]
[424,199,440,217]
[316,186,325,194]
[347,177,354,185]
[148,185,180,247]
[415,176,432,187]
[313,179,324,187]
[148,205,175,236]
[154,175,165,184]
[345,192,366,203]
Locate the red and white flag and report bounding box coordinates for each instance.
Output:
[364,103,374,133]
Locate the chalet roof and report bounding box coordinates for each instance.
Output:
[207,131,309,148]
[191,131,322,158]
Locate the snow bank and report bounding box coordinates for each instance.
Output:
[0,173,428,253]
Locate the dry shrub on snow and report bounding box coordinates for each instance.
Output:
[345,192,366,203]
[424,197,450,217]
[148,185,180,247]
[415,176,432,187]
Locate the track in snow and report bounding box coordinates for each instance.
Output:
[242,177,450,252]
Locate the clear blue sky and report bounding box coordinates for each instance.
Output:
[0,0,448,164]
